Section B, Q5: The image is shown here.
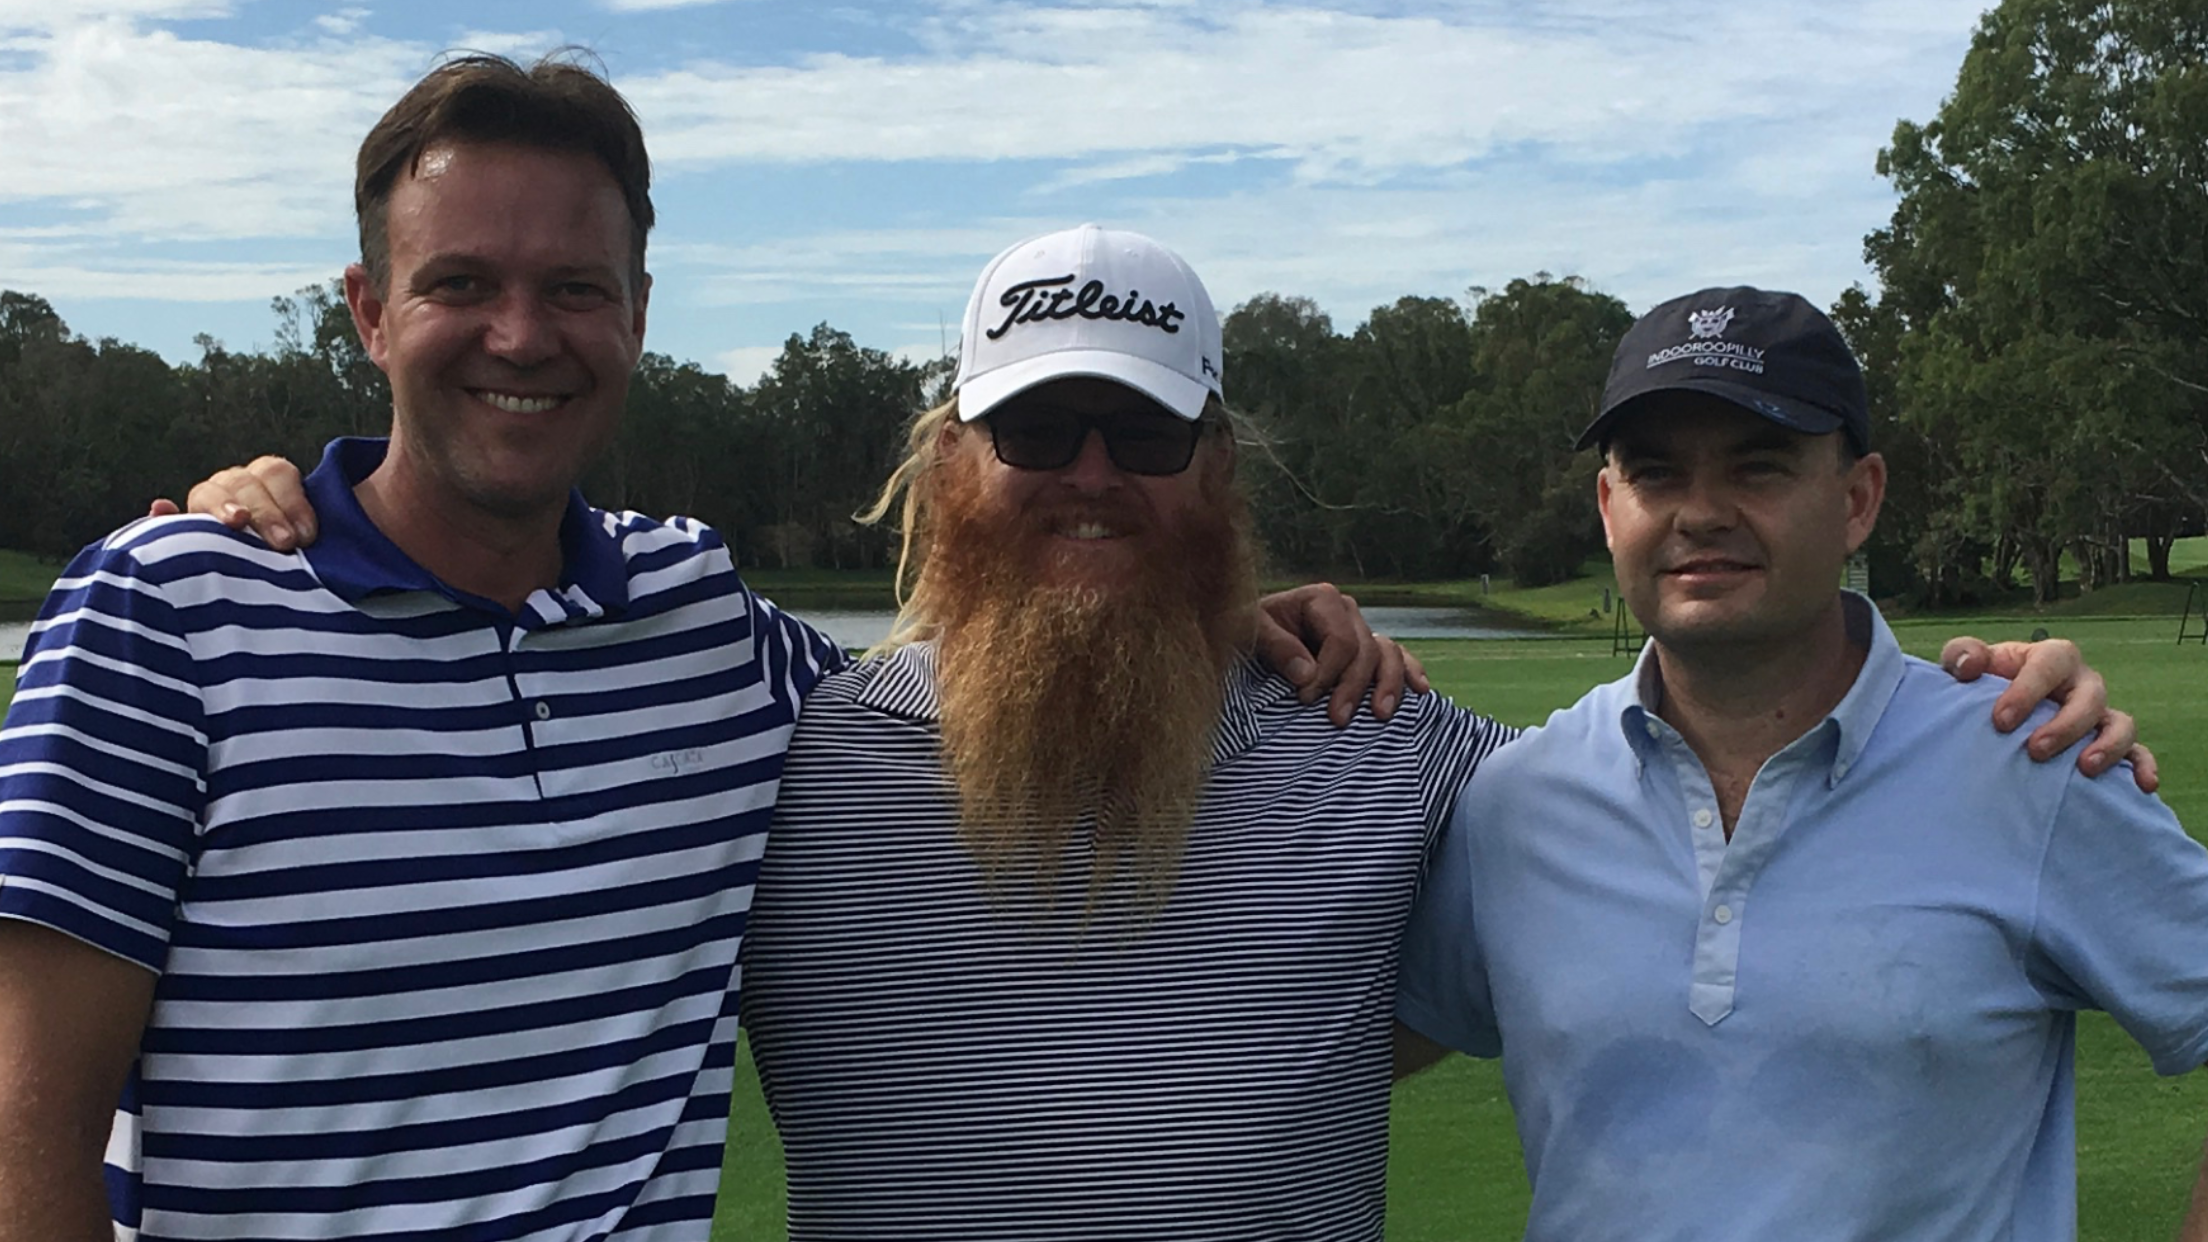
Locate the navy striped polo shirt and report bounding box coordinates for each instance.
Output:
[0,437,845,1241]
[743,643,1515,1239]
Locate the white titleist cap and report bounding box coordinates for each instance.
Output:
[954,223,1224,422]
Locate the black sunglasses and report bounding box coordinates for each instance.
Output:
[985,402,1207,477]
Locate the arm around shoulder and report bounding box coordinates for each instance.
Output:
[0,920,156,1242]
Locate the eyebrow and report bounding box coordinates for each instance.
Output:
[1614,426,1807,462]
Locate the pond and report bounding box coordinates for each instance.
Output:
[0,605,1545,665]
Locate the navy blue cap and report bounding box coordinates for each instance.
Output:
[1577,286,1869,453]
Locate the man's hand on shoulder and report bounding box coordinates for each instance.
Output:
[1254,583,1431,726]
[1941,635,2155,792]
[148,455,318,550]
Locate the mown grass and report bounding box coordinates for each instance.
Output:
[0,548,60,609]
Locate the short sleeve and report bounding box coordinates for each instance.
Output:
[1395,784,1504,1058]
[2025,766,2208,1076]
[0,538,205,972]
[742,584,850,712]
[1406,695,1518,844]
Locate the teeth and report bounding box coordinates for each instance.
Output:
[479,391,561,414]
[1065,522,1117,540]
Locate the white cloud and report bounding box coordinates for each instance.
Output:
[712,344,783,385]
[0,14,423,242]
[315,9,370,37]
[622,0,1984,183]
[0,0,1993,363]
[0,0,229,30]
[0,248,342,301]
[448,28,572,58]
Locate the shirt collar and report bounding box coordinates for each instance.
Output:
[1617,591,1906,785]
[299,437,630,617]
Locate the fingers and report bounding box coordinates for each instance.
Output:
[2125,743,2160,794]
[1327,608,1383,727]
[183,457,316,550]
[1364,638,1411,721]
[1250,604,1318,692]
[1304,592,1365,713]
[147,498,180,518]
[1981,638,2083,736]
[248,455,319,544]
[2067,708,2138,781]
[2016,661,2104,760]
[1962,635,2145,782]
[1248,584,1412,724]
[1939,636,1992,682]
[1402,646,1430,695]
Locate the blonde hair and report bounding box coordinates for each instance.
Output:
[854,395,963,654]
[855,393,1237,656]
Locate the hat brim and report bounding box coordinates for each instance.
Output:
[957,350,1215,423]
[1575,377,1849,451]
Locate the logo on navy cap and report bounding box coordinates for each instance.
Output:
[1688,306,1734,340]
[1647,306,1766,376]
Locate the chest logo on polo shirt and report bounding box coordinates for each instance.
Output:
[651,747,708,777]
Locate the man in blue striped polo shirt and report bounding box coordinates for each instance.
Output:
[0,54,857,1242]
[1397,288,2208,1239]
[0,58,1416,1242]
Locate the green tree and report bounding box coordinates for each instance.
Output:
[1448,276,1632,586]
[1220,293,1353,572]
[745,324,923,569]
[1869,0,2208,598]
[1332,296,1481,577]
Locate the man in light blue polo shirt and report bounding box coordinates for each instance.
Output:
[1396,286,2208,1240]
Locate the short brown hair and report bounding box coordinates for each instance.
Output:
[354,50,654,293]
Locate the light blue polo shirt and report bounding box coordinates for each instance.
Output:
[1398,594,2208,1241]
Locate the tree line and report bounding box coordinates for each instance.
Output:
[1,0,2200,603]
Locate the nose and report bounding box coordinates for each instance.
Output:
[1674,470,1738,535]
[480,290,559,367]
[1058,427,1122,493]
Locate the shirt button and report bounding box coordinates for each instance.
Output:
[1713,905,1734,925]
[1644,719,1660,739]
[534,701,553,721]
[1835,760,1851,778]
[1692,808,1714,829]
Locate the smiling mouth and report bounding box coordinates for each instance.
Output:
[1058,521,1125,541]
[1666,560,1761,576]
[472,390,565,414]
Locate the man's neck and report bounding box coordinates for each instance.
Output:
[354,457,566,614]
[1650,600,1866,835]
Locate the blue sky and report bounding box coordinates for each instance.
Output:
[1,0,1989,386]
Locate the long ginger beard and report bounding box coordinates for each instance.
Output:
[919,444,1259,916]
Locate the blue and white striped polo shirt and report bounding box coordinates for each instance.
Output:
[0,438,845,1242]
[743,643,1514,1240]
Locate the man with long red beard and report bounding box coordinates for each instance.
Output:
[738,225,1515,1239]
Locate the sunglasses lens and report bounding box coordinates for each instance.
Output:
[1101,417,1201,476]
[986,403,1205,475]
[989,408,1085,470]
